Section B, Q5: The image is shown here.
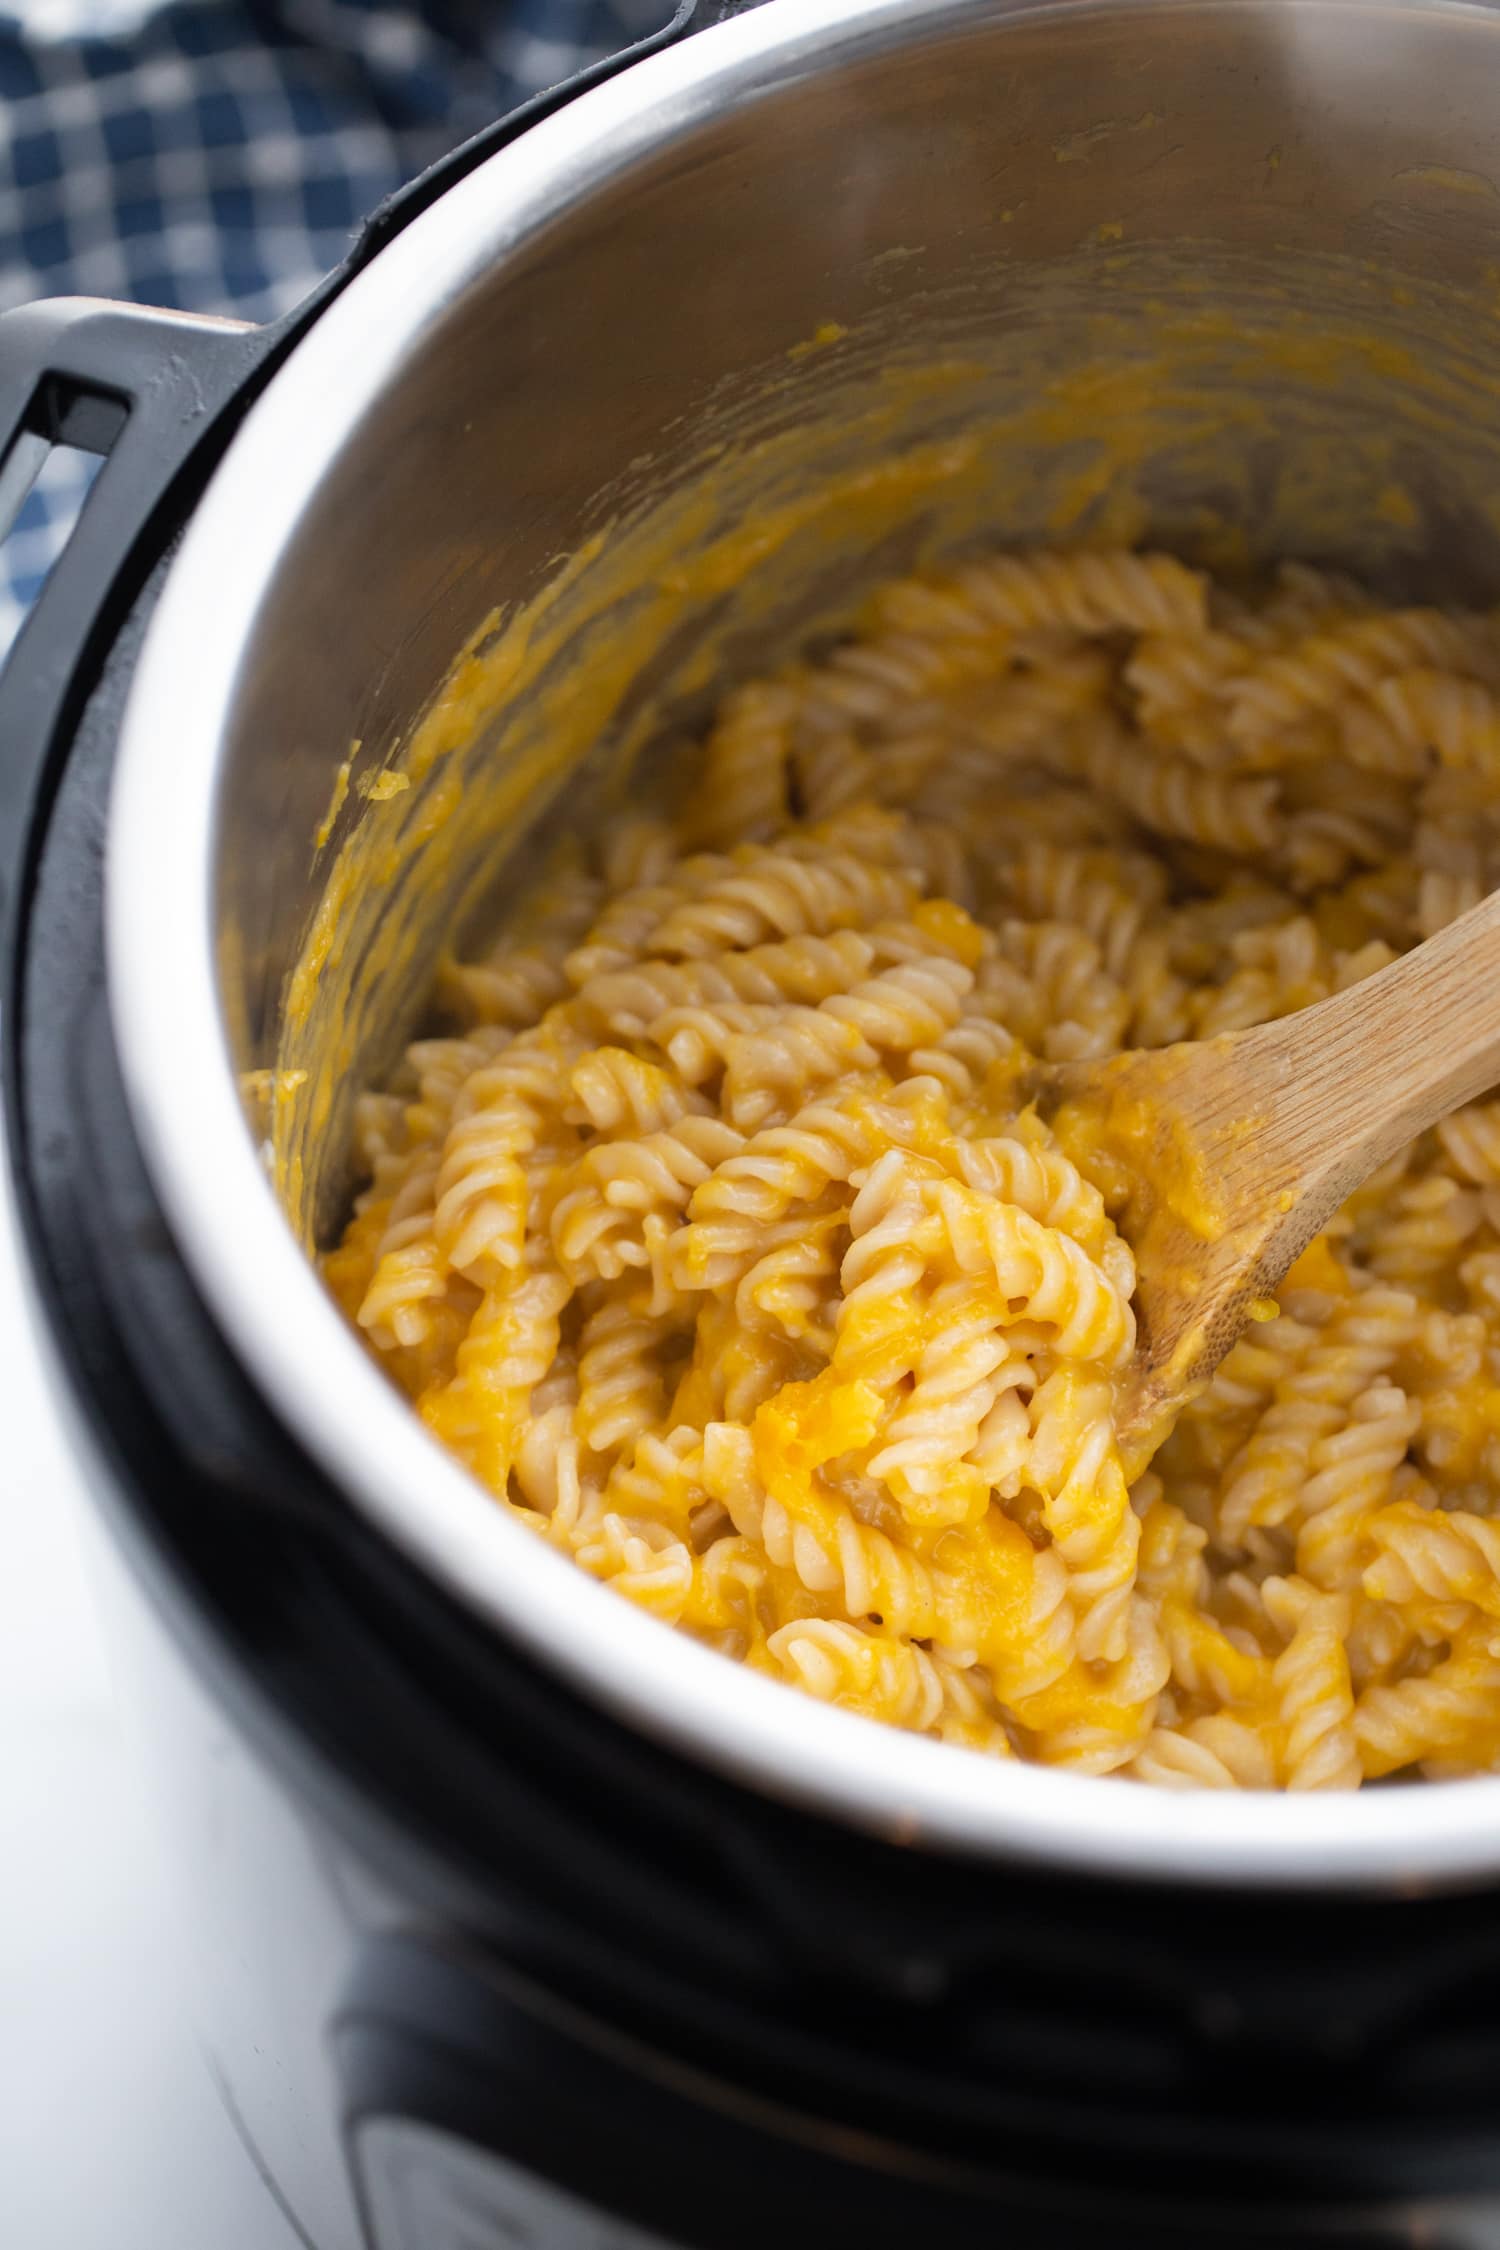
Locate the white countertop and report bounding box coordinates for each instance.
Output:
[0,1157,301,2248]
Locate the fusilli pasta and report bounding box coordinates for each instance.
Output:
[327,548,1500,1786]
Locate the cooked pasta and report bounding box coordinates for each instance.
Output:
[327,548,1500,1786]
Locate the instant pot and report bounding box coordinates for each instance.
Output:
[15,2,1500,2242]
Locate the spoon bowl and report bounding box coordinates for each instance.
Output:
[1033,885,1500,1467]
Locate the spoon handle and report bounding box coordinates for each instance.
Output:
[1234,884,1500,1209]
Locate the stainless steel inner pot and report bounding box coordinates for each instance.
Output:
[108,0,1500,1887]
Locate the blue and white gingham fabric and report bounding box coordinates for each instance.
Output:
[0,0,672,656]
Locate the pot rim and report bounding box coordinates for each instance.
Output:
[107,0,1500,1890]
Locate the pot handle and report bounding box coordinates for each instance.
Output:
[0,299,270,928]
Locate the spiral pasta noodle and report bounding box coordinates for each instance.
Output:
[328,548,1500,1786]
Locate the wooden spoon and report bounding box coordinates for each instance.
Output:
[1035,887,1500,1471]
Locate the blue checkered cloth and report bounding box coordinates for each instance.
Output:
[0,0,670,656]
